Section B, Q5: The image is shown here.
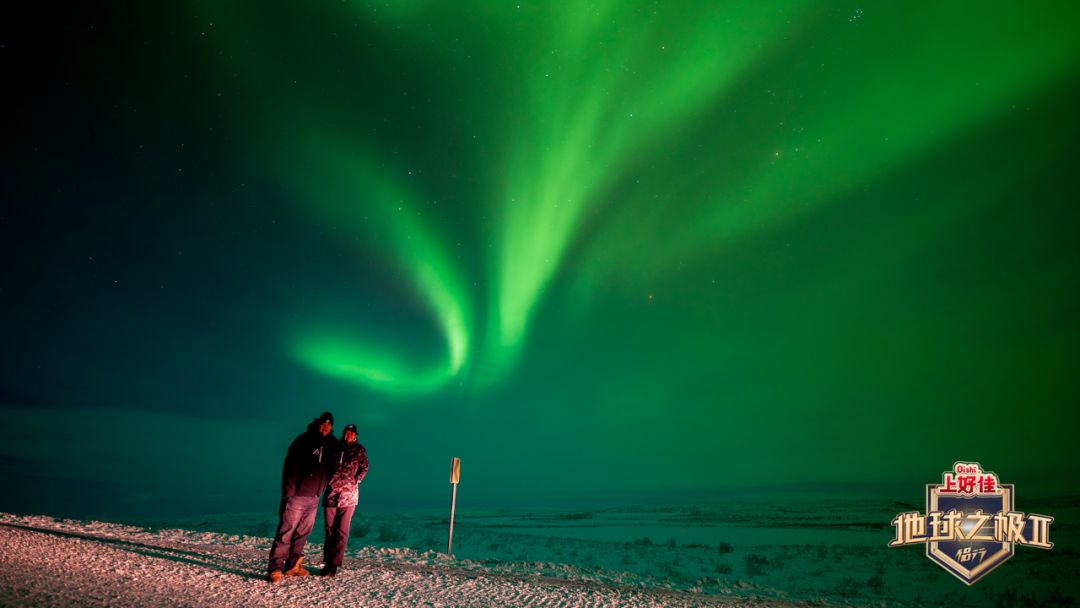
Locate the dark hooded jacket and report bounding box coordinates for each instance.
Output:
[323,440,368,508]
[281,420,337,498]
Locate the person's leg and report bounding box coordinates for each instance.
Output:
[268,497,304,573]
[284,496,319,572]
[323,507,338,568]
[327,505,355,568]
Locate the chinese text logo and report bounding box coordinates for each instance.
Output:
[888,462,1053,585]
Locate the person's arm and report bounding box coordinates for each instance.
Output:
[355,445,369,484]
[281,435,303,496]
[325,440,341,476]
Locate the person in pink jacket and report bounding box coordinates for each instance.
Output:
[321,423,368,577]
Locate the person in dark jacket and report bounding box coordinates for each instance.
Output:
[320,422,368,577]
[267,411,337,583]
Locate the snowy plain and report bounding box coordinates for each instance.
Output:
[1,497,1075,607]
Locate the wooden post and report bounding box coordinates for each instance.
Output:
[448,457,461,556]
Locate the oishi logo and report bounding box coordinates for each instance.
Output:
[889,462,1054,585]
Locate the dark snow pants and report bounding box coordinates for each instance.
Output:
[323,505,356,568]
[268,495,319,572]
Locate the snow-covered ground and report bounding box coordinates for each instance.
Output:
[0,513,791,608]
[1,497,1075,607]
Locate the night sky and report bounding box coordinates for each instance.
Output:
[4,1,1080,518]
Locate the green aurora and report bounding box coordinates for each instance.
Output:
[4,1,1080,515]
[211,1,1080,396]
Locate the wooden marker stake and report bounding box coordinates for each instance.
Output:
[448,457,461,556]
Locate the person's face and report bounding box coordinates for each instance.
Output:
[344,430,357,443]
[319,420,332,436]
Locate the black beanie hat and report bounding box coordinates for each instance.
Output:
[319,411,334,425]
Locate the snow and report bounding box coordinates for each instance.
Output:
[0,513,790,607]
[2,498,1076,607]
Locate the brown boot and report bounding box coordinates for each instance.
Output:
[284,556,310,577]
[268,570,284,584]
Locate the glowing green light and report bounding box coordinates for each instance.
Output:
[481,3,809,381]
[192,0,1080,400]
[283,137,471,395]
